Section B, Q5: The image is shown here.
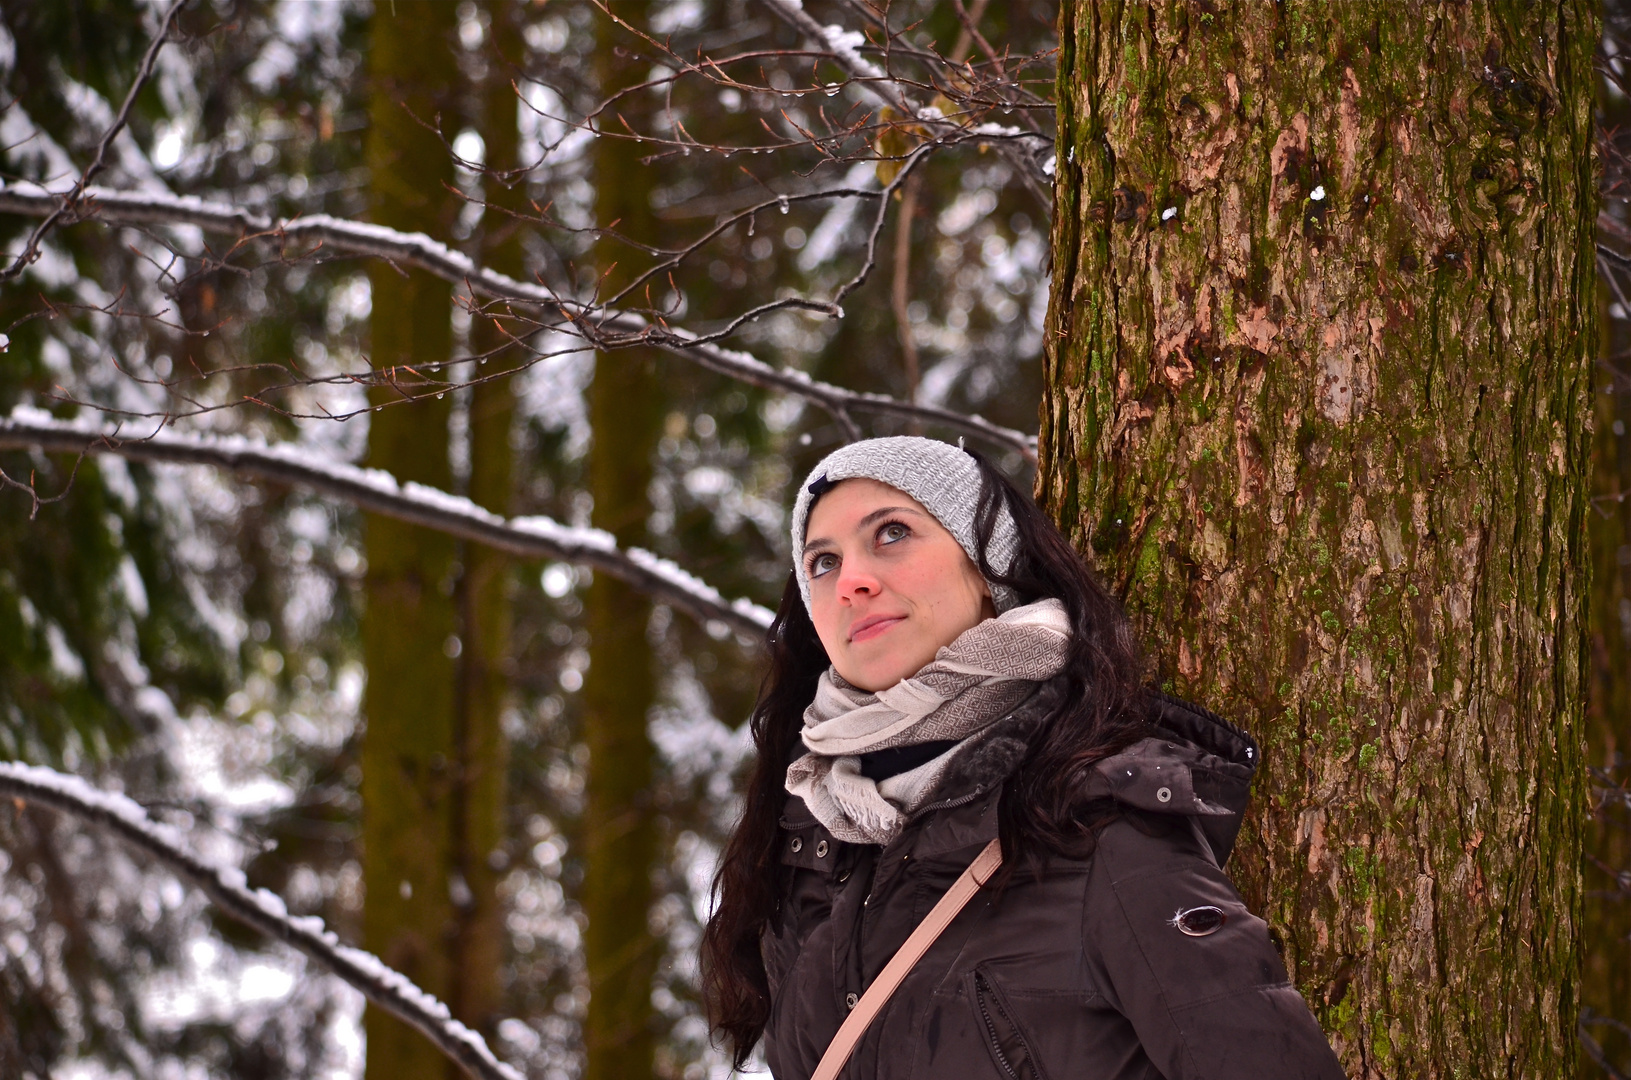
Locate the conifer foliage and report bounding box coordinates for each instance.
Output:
[0,2,1626,1079]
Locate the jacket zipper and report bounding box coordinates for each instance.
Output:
[907,785,987,823]
[862,785,992,909]
[863,785,992,897]
[973,970,1022,1080]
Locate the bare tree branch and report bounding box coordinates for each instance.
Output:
[0,410,774,639]
[0,182,1037,459]
[891,169,923,411]
[0,761,524,1080]
[764,0,916,116]
[948,0,1000,72]
[0,0,186,282]
[1581,1008,1631,1080]
[758,0,1053,205]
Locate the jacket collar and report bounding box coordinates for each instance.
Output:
[913,683,1260,866]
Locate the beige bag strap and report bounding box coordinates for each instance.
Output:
[812,837,1003,1080]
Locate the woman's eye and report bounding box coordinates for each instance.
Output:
[879,522,909,545]
[809,553,839,578]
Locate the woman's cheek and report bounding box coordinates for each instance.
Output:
[886,558,939,603]
[809,594,845,657]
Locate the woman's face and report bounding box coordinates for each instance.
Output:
[803,478,995,691]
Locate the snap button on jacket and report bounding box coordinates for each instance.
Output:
[761,686,1347,1080]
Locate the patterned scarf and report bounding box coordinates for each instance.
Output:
[785,599,1070,844]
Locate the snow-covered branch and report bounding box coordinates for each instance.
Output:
[0,761,523,1080]
[758,0,1053,203]
[0,409,774,639]
[0,0,185,282]
[764,0,913,116]
[0,182,1037,460]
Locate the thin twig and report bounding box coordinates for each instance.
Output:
[949,0,1000,72]
[0,0,186,282]
[891,169,922,415]
[759,0,1052,206]
[0,446,92,520]
[1581,1007,1631,1080]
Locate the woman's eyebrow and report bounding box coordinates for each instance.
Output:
[857,505,922,529]
[804,506,923,553]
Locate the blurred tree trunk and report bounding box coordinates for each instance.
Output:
[1587,264,1631,1072]
[360,6,462,1079]
[582,7,664,1079]
[1041,4,1596,1077]
[444,0,526,1043]
[1587,13,1631,1070]
[1587,27,1631,1060]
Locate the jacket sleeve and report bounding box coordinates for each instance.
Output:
[1082,814,1347,1080]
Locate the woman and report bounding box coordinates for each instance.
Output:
[701,436,1344,1079]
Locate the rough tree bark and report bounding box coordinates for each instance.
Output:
[581,7,664,1078]
[360,6,465,1078]
[1040,4,1596,1077]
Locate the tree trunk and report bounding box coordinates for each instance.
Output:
[1587,61,1631,1063]
[444,0,526,1043]
[1041,5,1596,1077]
[1586,280,1631,1072]
[360,7,462,1079]
[582,7,664,1078]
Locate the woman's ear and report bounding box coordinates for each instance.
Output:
[975,573,997,619]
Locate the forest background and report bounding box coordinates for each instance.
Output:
[0,2,1626,1079]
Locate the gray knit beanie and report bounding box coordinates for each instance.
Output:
[789,436,1021,614]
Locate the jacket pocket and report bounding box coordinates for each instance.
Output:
[970,967,1050,1080]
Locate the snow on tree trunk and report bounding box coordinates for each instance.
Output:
[360,6,466,1078]
[581,8,665,1079]
[1040,4,1596,1076]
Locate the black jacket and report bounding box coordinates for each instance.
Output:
[761,683,1346,1080]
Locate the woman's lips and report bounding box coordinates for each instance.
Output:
[848,614,905,643]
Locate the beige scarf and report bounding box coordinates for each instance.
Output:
[785,599,1070,844]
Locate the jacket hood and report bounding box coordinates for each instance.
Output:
[918,683,1261,867]
[1082,692,1259,866]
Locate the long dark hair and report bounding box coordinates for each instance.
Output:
[699,450,1149,1067]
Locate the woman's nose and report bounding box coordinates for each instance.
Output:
[835,559,881,602]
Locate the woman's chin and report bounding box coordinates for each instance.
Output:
[839,652,929,693]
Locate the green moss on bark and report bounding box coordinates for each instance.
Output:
[1042,3,1596,1075]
